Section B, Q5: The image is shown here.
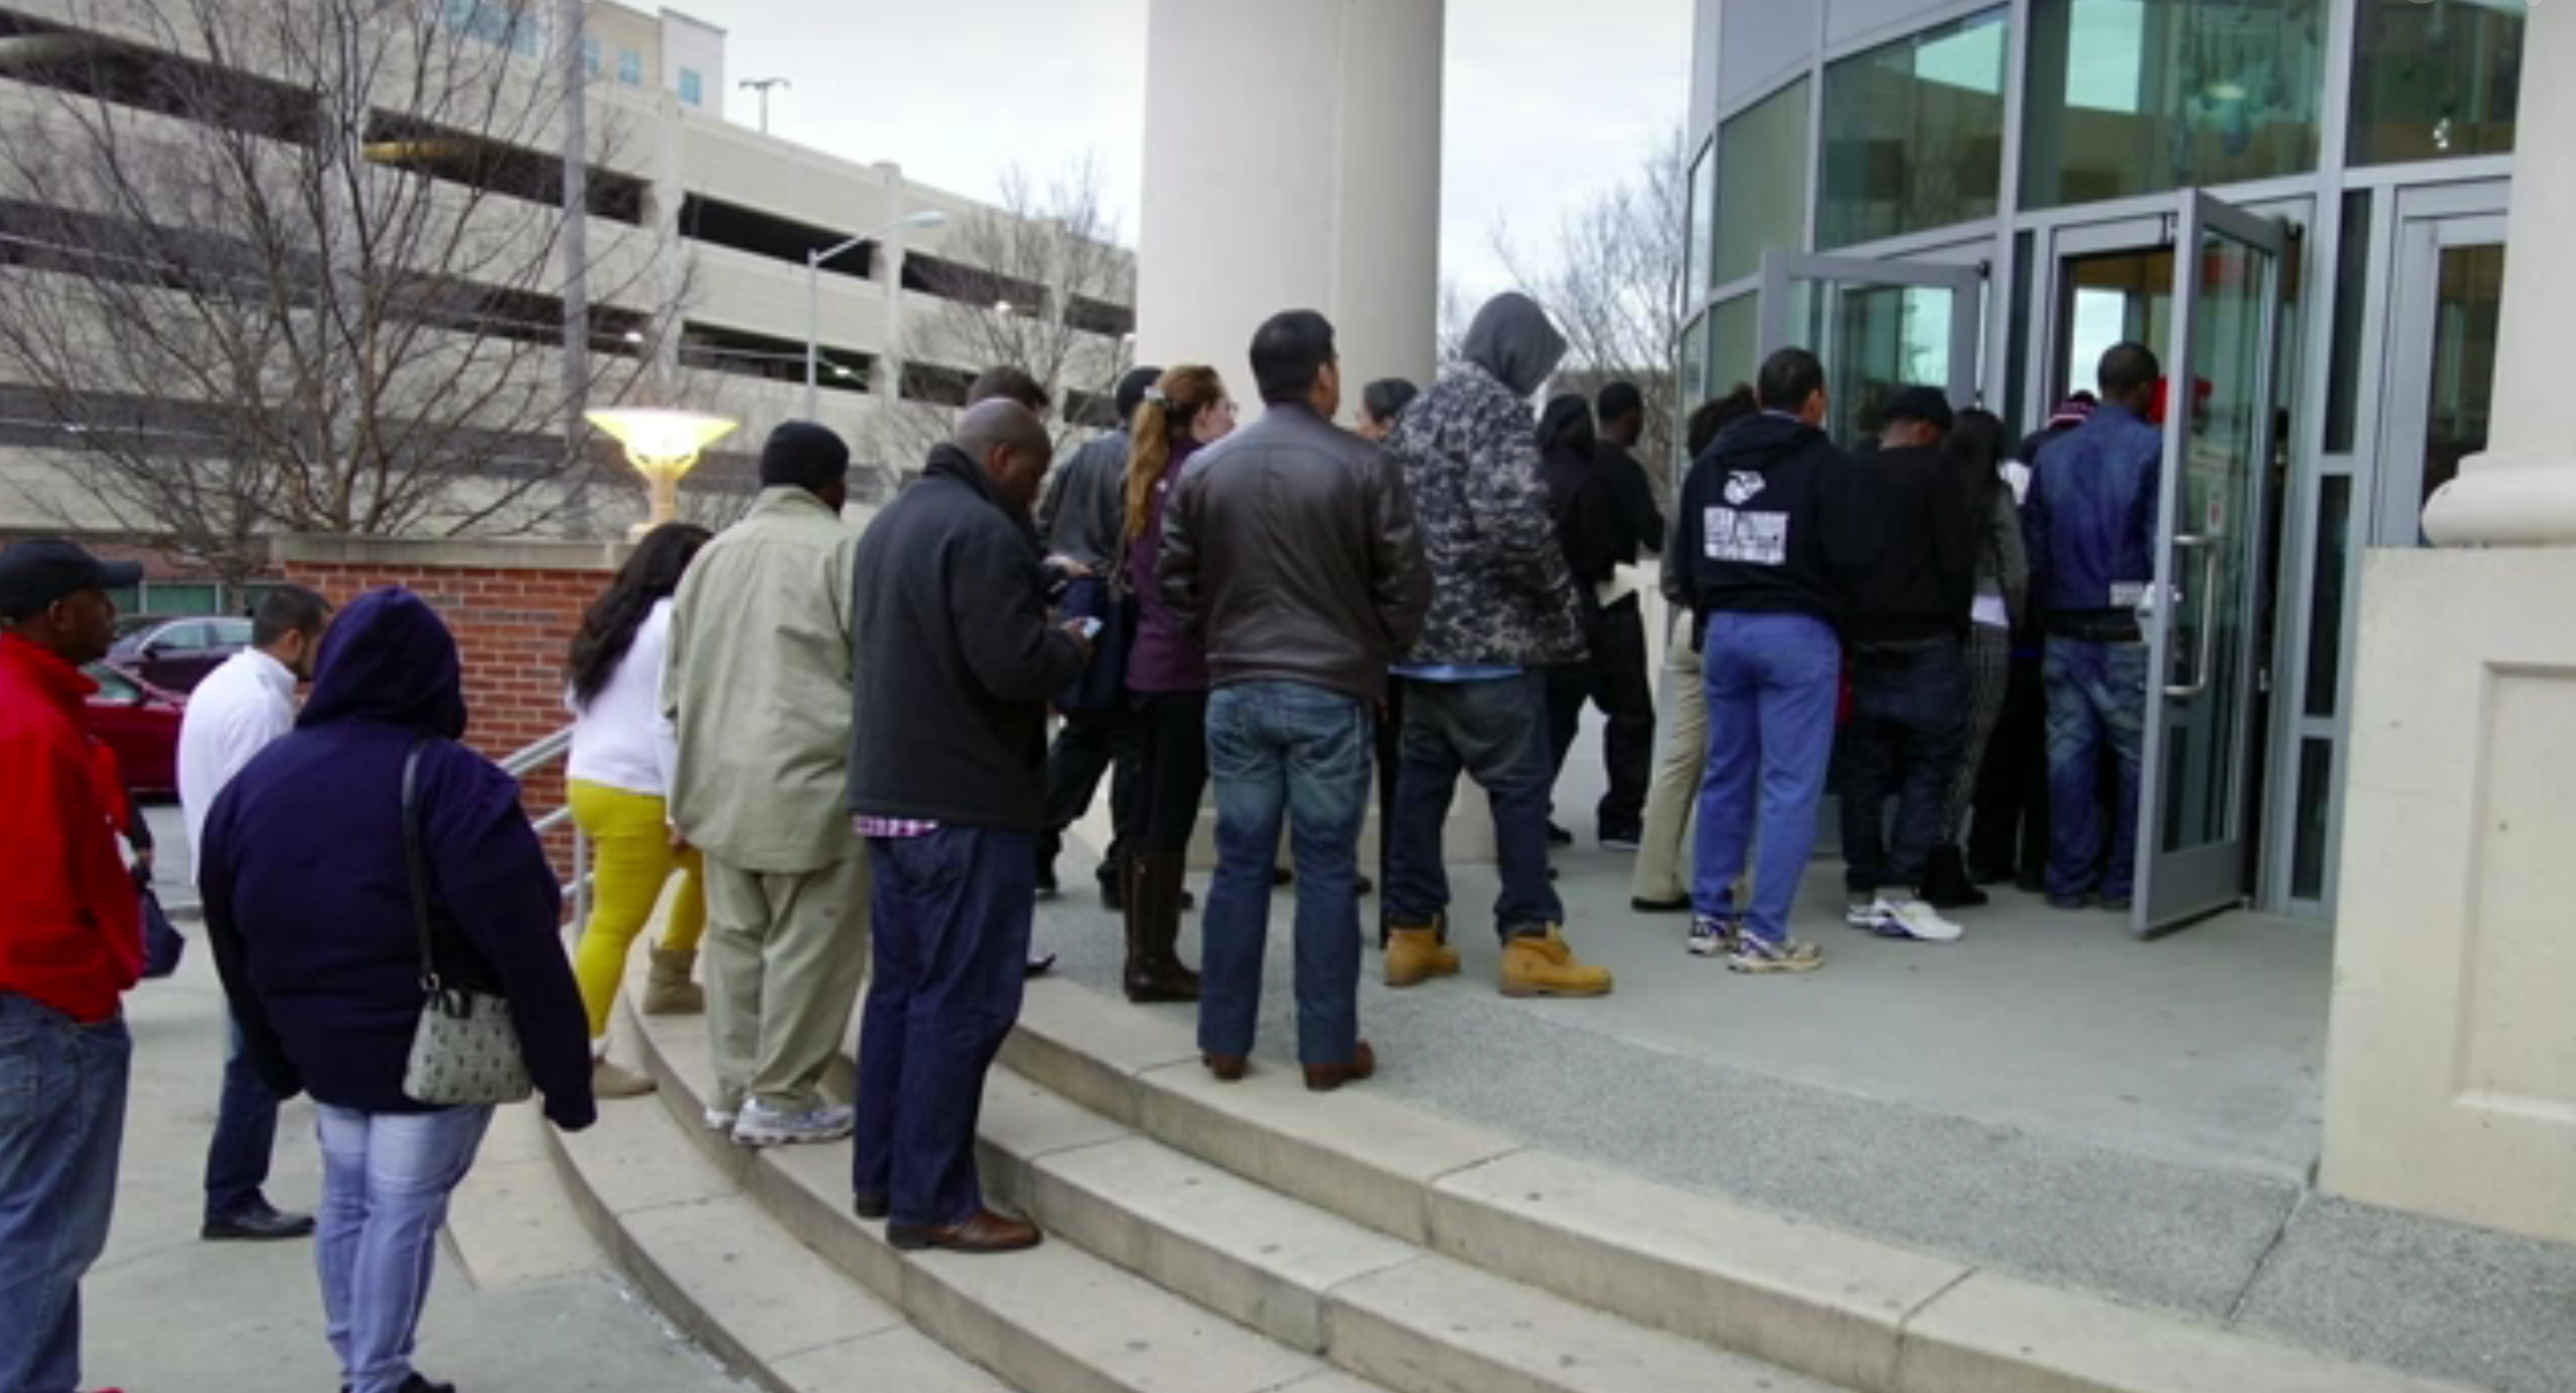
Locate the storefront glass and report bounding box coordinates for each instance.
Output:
[2022,0,2322,211]
[1819,8,2008,249]
[1713,77,1810,286]
[2348,0,2524,165]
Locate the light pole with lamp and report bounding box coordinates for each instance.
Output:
[806,208,948,419]
[586,407,740,538]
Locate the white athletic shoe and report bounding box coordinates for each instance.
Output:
[1870,894,1964,943]
[733,1101,855,1147]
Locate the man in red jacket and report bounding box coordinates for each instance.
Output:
[0,537,145,1393]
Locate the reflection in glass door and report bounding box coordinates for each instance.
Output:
[1757,252,1985,451]
[2137,194,2288,933]
[2374,213,2506,546]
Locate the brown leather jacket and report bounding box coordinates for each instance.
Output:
[1159,401,1430,706]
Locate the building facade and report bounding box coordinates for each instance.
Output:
[1683,0,2525,926]
[0,0,1133,602]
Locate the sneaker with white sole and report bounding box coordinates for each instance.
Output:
[703,1105,740,1133]
[732,1101,855,1147]
[1687,914,1737,957]
[1729,935,1824,974]
[1845,893,1887,930]
[1871,894,1964,943]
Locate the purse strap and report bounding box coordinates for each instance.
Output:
[401,741,441,993]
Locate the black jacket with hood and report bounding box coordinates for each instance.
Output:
[1841,442,1978,646]
[848,442,1090,831]
[1674,412,1871,632]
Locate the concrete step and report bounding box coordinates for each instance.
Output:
[612,997,1387,1393]
[994,977,2486,1393]
[549,1070,1012,1393]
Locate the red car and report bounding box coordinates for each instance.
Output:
[86,662,188,797]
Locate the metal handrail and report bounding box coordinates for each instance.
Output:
[501,724,590,933]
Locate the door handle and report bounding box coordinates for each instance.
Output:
[2164,533,2223,699]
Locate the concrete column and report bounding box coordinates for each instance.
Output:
[1137,0,1443,407]
[2323,6,2576,1243]
[874,161,910,430]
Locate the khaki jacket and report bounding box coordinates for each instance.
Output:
[662,487,861,872]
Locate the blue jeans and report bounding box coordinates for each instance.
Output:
[1200,680,1372,1067]
[2043,637,2148,901]
[1838,638,1969,894]
[314,1102,494,1393]
[1386,673,1563,936]
[0,995,130,1393]
[205,1016,283,1221]
[1693,613,1841,946]
[853,827,1033,1229]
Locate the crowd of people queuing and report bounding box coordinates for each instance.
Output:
[0,284,2171,1389]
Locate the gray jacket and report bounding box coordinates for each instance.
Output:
[1037,428,1129,570]
[1161,402,1430,706]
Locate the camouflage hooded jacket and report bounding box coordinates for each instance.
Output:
[1383,293,1587,669]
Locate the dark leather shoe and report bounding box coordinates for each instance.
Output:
[1024,953,1057,979]
[1631,896,1689,914]
[203,1201,315,1242]
[1303,1041,1377,1094]
[853,1191,890,1221]
[887,1208,1043,1254]
[1356,873,1375,897]
[1202,1053,1247,1082]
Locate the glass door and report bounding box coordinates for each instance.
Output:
[2133,194,2289,933]
[1757,252,1985,450]
[2371,208,2506,547]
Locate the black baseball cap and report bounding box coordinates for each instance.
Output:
[1883,386,1956,431]
[0,539,144,621]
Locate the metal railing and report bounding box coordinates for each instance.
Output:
[500,725,591,933]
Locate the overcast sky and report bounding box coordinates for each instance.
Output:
[673,0,1693,301]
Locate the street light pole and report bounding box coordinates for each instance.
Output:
[804,208,948,420]
[739,77,789,133]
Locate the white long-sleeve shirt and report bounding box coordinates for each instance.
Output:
[177,648,297,885]
[566,597,680,798]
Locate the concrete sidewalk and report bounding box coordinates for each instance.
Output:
[1030,834,2576,1393]
[78,942,750,1393]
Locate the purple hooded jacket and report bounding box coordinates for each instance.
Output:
[202,588,594,1128]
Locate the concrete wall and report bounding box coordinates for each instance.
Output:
[657,8,724,116]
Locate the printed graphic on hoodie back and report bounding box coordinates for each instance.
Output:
[1704,470,1787,566]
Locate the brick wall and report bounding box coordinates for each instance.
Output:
[274,536,630,887]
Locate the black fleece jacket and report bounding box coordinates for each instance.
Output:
[1841,443,1978,646]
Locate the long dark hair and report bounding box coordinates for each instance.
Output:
[1686,384,1759,458]
[567,522,713,707]
[1945,408,2009,518]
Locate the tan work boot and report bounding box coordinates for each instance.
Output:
[1384,917,1460,988]
[1499,925,1613,998]
[641,946,705,1015]
[593,1056,657,1098]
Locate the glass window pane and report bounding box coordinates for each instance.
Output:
[2418,242,2505,525]
[1713,78,1810,286]
[1708,293,1758,396]
[2322,191,2371,454]
[2290,738,2334,901]
[2349,0,2524,165]
[144,584,220,617]
[1820,9,2007,250]
[1688,140,1716,297]
[1786,280,1969,452]
[2302,475,2351,720]
[2022,0,2322,212]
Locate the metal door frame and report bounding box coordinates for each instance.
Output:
[2368,187,2510,548]
[2133,191,2290,934]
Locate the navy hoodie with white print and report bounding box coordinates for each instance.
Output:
[1674,412,1872,633]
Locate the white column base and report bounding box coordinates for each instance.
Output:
[2421,449,2576,548]
[2323,547,2576,1243]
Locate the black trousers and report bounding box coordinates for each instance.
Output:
[1968,651,2050,882]
[1545,595,1657,837]
[1040,707,1144,881]
[1133,691,1211,854]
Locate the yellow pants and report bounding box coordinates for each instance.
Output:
[569,779,706,1039]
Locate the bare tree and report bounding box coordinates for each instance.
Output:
[0,0,683,586]
[1491,127,1690,492]
[865,158,1134,474]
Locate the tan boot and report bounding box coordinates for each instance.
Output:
[641,947,705,1015]
[593,1056,657,1098]
[1384,916,1460,988]
[1500,925,1613,998]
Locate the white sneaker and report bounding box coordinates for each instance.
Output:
[703,1105,739,1133]
[1686,915,1736,958]
[733,1101,855,1147]
[1872,895,1964,943]
[1845,895,1886,930]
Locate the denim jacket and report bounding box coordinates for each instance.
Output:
[2023,403,2160,619]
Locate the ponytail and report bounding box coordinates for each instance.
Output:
[1124,364,1226,541]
